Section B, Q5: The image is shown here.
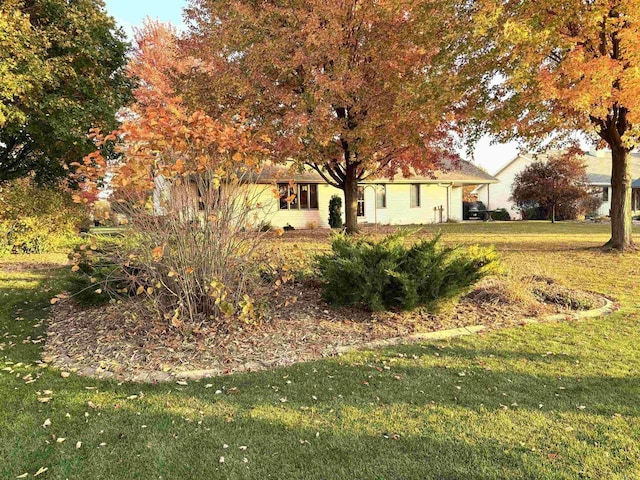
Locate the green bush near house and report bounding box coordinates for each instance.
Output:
[316,231,500,311]
[490,208,511,221]
[328,195,343,229]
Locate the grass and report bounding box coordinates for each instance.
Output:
[1,222,640,479]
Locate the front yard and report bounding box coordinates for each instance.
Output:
[1,222,639,479]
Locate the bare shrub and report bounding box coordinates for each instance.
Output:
[70,170,284,329]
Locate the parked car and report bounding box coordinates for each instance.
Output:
[467,201,488,220]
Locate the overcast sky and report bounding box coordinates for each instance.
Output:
[102,0,521,174]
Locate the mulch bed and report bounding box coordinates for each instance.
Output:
[43,277,608,382]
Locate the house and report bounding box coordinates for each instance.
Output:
[251,160,497,229]
[474,149,640,218]
[153,160,498,229]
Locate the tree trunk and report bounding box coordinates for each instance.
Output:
[343,163,359,234]
[551,204,556,223]
[606,147,635,250]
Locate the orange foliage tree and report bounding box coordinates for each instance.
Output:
[73,21,264,203]
[470,0,640,250]
[183,0,481,233]
[70,21,277,326]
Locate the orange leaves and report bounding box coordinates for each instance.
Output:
[68,20,265,209]
[151,244,165,261]
[172,159,185,175]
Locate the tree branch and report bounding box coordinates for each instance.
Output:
[305,161,342,189]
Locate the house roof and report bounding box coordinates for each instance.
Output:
[580,152,640,185]
[256,159,497,185]
[479,149,640,188]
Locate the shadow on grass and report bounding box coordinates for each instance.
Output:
[0,384,576,480]
[1,266,639,479]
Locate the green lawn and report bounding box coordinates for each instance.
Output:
[1,223,639,479]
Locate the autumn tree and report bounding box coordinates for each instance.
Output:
[470,0,640,250]
[510,153,597,223]
[0,0,131,185]
[183,0,480,233]
[71,21,275,326]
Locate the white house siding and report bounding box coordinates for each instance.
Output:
[358,183,462,225]
[254,182,465,229]
[251,183,339,229]
[592,185,612,216]
[474,156,535,215]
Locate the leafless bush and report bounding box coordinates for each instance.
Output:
[72,170,286,329]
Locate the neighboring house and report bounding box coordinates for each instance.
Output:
[474,149,640,218]
[156,160,497,229]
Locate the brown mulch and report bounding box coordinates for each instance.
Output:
[44,277,607,382]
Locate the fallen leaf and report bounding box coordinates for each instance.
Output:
[219,456,225,463]
[42,418,51,427]
[60,372,70,378]
[16,473,28,478]
[76,441,82,449]
[56,438,66,443]
[176,380,188,386]
[34,467,48,477]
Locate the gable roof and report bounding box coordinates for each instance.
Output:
[256,159,497,185]
[479,149,640,187]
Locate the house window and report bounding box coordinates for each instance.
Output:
[410,184,421,207]
[602,187,609,202]
[357,186,365,217]
[278,183,318,210]
[376,185,386,209]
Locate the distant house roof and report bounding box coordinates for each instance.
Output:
[480,149,640,187]
[580,152,640,185]
[256,159,497,185]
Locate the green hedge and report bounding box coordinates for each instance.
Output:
[490,208,511,221]
[0,177,86,254]
[315,232,500,311]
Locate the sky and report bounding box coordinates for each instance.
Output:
[102,0,521,174]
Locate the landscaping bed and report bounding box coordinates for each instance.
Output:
[43,276,609,382]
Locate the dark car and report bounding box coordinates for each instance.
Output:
[466,201,489,221]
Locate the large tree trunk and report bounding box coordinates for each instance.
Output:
[343,163,359,234]
[606,146,635,251]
